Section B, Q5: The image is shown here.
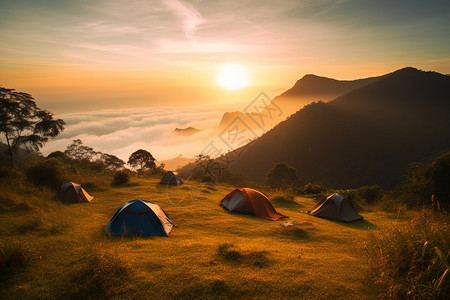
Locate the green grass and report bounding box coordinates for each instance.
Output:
[0,175,446,299]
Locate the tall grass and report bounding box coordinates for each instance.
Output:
[365,208,449,299]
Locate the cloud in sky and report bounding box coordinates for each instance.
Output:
[2,0,448,69]
[41,102,264,162]
[1,0,449,112]
[163,0,203,40]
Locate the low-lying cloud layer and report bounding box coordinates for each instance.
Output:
[42,103,257,162]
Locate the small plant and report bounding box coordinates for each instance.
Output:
[112,170,130,185]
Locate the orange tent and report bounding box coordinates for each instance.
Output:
[220,188,288,221]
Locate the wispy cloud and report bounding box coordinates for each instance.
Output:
[163,0,203,40]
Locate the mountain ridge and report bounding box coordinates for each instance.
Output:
[224,67,450,188]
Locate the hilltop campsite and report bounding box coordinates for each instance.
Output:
[1,66,450,299]
[2,3,450,293]
[0,148,449,299]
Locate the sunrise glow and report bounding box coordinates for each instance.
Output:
[217,64,249,90]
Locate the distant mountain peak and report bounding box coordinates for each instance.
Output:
[174,127,200,136]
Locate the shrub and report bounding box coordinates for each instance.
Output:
[297,182,327,195]
[112,170,130,185]
[400,151,450,208]
[365,209,449,299]
[46,151,68,160]
[355,185,383,204]
[25,158,66,189]
[377,194,407,214]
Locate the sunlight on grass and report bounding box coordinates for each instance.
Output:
[1,174,446,299]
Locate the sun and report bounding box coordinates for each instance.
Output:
[218,64,249,90]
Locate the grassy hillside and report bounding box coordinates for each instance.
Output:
[2,173,447,299]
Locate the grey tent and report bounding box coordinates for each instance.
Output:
[160,171,184,185]
[303,193,363,222]
[57,182,93,203]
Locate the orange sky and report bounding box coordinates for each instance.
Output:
[1,0,449,113]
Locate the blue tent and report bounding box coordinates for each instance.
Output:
[106,199,173,236]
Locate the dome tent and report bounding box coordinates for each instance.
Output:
[221,188,288,221]
[106,199,173,236]
[160,171,184,185]
[57,182,93,203]
[302,193,363,222]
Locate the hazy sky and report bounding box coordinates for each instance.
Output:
[1,0,449,113]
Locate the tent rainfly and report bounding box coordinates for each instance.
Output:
[302,193,363,222]
[106,199,173,236]
[160,171,184,185]
[221,188,288,221]
[57,182,93,203]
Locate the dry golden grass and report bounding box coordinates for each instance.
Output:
[0,176,427,299]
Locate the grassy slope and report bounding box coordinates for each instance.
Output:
[0,177,412,299]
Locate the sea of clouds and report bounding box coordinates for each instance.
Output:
[41,103,255,163]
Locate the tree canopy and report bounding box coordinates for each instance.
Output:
[128,149,156,172]
[0,87,65,168]
[64,139,125,170]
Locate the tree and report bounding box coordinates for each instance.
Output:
[429,152,450,205]
[266,162,299,189]
[102,153,125,170]
[0,87,65,168]
[64,139,125,170]
[64,139,99,161]
[128,149,156,172]
[194,154,215,176]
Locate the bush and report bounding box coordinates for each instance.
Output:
[400,151,450,208]
[25,158,66,189]
[365,209,449,299]
[355,185,383,204]
[112,170,130,185]
[338,185,384,209]
[297,182,327,195]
